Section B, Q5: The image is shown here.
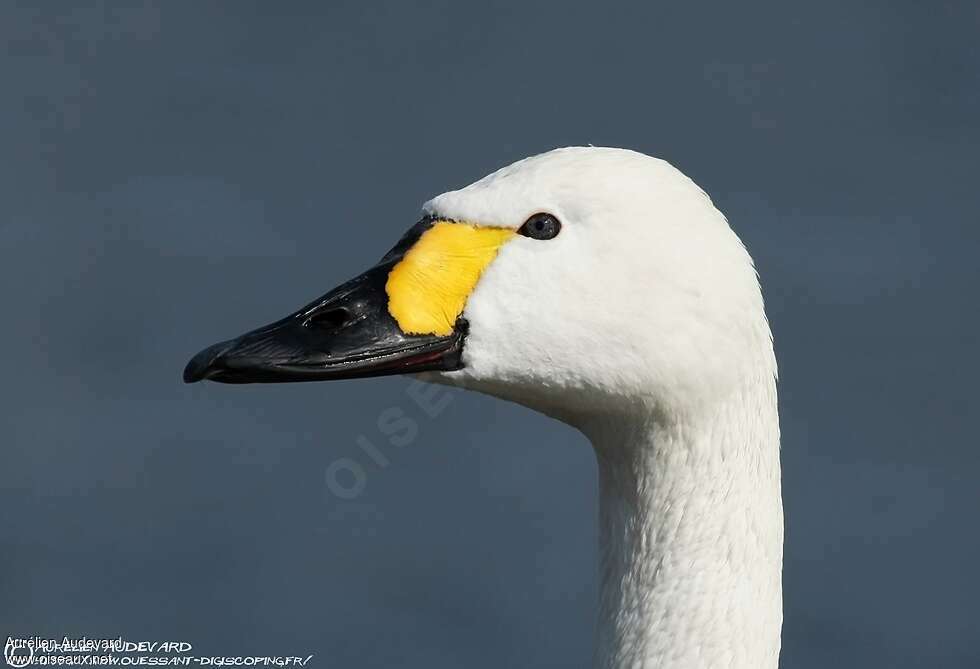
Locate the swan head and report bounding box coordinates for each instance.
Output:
[185,147,774,420]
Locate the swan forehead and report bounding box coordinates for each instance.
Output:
[424,146,712,232]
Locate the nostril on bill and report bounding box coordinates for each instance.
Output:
[305,307,353,331]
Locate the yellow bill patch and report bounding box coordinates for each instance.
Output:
[386,221,515,336]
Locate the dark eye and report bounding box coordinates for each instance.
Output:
[518,213,561,240]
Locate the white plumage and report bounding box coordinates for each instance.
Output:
[425,147,782,669]
[187,146,783,669]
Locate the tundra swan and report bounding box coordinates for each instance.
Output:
[184,147,782,669]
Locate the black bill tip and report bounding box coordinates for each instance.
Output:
[183,339,235,383]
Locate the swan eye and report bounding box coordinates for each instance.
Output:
[518,213,561,240]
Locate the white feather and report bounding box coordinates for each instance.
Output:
[424,147,782,669]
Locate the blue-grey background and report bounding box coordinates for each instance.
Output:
[2,2,978,667]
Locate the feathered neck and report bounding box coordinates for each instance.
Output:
[580,373,782,669]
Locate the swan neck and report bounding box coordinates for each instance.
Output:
[587,387,782,669]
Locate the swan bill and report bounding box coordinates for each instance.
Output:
[182,219,471,384]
